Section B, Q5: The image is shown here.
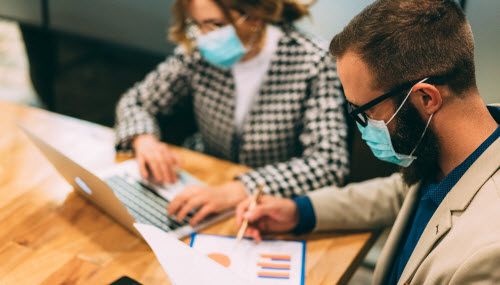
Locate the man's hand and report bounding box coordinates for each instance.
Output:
[235,195,300,243]
[168,181,249,225]
[132,134,183,183]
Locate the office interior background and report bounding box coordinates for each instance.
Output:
[0,0,498,127]
[0,0,498,284]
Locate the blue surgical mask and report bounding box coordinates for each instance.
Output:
[197,25,246,69]
[357,78,433,167]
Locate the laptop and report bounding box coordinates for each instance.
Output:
[18,123,233,239]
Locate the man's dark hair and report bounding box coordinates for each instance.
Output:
[330,0,476,95]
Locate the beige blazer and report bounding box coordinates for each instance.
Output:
[308,106,500,284]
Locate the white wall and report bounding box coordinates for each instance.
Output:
[298,0,374,44]
[467,0,500,104]
[299,0,500,104]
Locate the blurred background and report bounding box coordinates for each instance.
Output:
[0,0,497,284]
[1,0,497,128]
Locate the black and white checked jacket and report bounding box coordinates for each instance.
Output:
[115,26,349,198]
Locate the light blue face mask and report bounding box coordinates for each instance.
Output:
[357,78,434,167]
[197,25,247,69]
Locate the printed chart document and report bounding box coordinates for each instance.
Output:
[135,224,306,285]
[134,223,251,285]
[190,234,306,285]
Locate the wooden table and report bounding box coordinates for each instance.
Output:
[0,101,378,284]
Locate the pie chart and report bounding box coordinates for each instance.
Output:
[207,253,231,268]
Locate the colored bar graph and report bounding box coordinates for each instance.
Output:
[258,272,290,279]
[258,253,292,280]
[257,262,291,270]
[259,254,292,261]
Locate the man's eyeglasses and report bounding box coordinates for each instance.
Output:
[347,77,444,127]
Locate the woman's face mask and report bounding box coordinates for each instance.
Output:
[196,16,248,69]
[196,25,247,68]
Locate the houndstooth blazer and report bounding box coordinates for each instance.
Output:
[115,25,349,197]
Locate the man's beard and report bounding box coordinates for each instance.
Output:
[391,101,441,186]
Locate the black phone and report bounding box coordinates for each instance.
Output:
[109,276,142,285]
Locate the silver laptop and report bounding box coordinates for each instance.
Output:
[18,123,233,239]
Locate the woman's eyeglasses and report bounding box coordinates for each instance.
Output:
[186,15,247,39]
[186,19,227,39]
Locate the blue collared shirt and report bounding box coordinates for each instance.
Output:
[292,106,500,282]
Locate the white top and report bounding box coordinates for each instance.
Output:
[232,25,282,135]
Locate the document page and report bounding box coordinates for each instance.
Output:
[135,224,306,285]
[135,223,252,285]
[191,233,306,285]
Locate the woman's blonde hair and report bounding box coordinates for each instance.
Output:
[169,0,316,52]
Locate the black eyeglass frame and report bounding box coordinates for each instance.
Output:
[347,77,445,127]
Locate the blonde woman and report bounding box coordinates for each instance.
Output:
[114,0,349,225]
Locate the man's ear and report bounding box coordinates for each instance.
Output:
[411,83,443,116]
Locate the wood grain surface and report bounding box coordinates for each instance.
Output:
[0,101,377,284]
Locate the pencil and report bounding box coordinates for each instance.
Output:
[236,184,264,241]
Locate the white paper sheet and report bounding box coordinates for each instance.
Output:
[134,223,252,285]
[191,234,305,285]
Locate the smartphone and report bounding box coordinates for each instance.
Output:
[109,276,142,285]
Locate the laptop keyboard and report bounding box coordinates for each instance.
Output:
[104,174,192,232]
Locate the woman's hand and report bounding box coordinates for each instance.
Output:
[168,181,249,226]
[235,195,300,243]
[132,134,183,183]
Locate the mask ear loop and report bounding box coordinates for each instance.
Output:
[409,112,434,157]
[235,15,248,26]
[234,15,263,52]
[386,77,429,126]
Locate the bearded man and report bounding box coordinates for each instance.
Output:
[235,1,500,284]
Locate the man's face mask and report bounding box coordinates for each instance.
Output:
[355,78,434,167]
